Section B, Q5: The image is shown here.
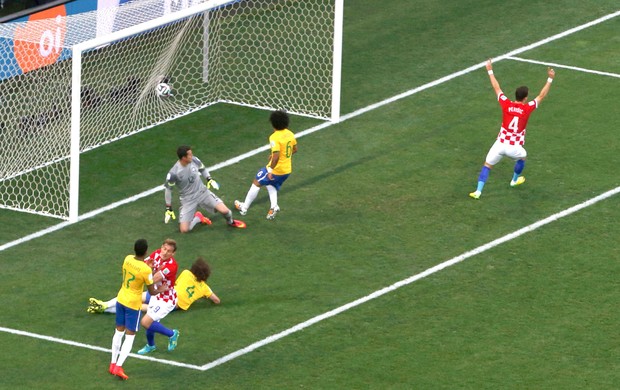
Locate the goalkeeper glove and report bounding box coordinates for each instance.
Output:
[206,177,220,190]
[164,206,176,224]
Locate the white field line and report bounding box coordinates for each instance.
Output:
[507,56,620,78]
[1,9,619,372]
[0,10,618,254]
[3,185,618,371]
[0,326,202,370]
[199,186,620,371]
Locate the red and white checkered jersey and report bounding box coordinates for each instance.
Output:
[496,92,537,146]
[145,249,178,305]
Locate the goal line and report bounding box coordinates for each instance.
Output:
[0,8,619,373]
[2,9,618,253]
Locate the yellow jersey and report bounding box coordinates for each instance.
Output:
[268,129,297,175]
[175,269,214,310]
[116,255,153,310]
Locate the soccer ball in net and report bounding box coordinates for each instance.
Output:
[155,82,172,97]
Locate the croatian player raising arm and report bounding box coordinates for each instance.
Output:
[486,59,555,104]
[469,59,555,200]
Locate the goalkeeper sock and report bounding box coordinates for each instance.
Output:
[476,165,491,193]
[189,216,201,230]
[512,159,525,182]
[223,210,234,224]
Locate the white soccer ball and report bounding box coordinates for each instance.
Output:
[156,82,172,97]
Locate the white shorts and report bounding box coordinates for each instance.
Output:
[179,188,223,223]
[485,139,527,166]
[145,295,176,322]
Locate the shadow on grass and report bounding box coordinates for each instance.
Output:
[247,155,379,208]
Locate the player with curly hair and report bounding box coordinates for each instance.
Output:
[235,110,298,220]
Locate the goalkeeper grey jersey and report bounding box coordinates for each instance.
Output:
[165,156,209,202]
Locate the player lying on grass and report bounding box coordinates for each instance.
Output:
[88,257,220,314]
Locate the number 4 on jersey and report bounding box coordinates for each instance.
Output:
[508,116,519,132]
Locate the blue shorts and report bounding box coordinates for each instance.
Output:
[255,167,290,190]
[115,302,142,332]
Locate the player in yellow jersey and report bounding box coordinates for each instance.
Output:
[235,110,297,220]
[88,257,220,314]
[109,239,166,381]
[175,258,220,310]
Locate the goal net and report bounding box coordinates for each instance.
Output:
[0,0,343,221]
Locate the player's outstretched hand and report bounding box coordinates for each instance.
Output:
[164,206,176,224]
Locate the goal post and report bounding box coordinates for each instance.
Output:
[332,0,344,123]
[0,0,343,222]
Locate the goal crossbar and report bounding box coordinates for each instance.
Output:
[0,0,343,222]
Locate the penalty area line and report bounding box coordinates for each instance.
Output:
[1,10,618,254]
[1,186,617,372]
[507,56,620,78]
[0,7,618,374]
[200,185,620,372]
[0,326,202,370]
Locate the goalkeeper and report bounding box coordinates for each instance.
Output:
[164,145,246,232]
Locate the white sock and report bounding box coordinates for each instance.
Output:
[266,185,278,209]
[104,298,117,313]
[243,184,261,210]
[111,329,124,364]
[116,334,135,367]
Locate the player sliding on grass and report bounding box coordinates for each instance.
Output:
[469,59,555,199]
[164,145,246,232]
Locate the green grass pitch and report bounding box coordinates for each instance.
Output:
[1,1,619,389]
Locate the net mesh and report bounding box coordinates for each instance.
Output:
[0,0,337,219]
